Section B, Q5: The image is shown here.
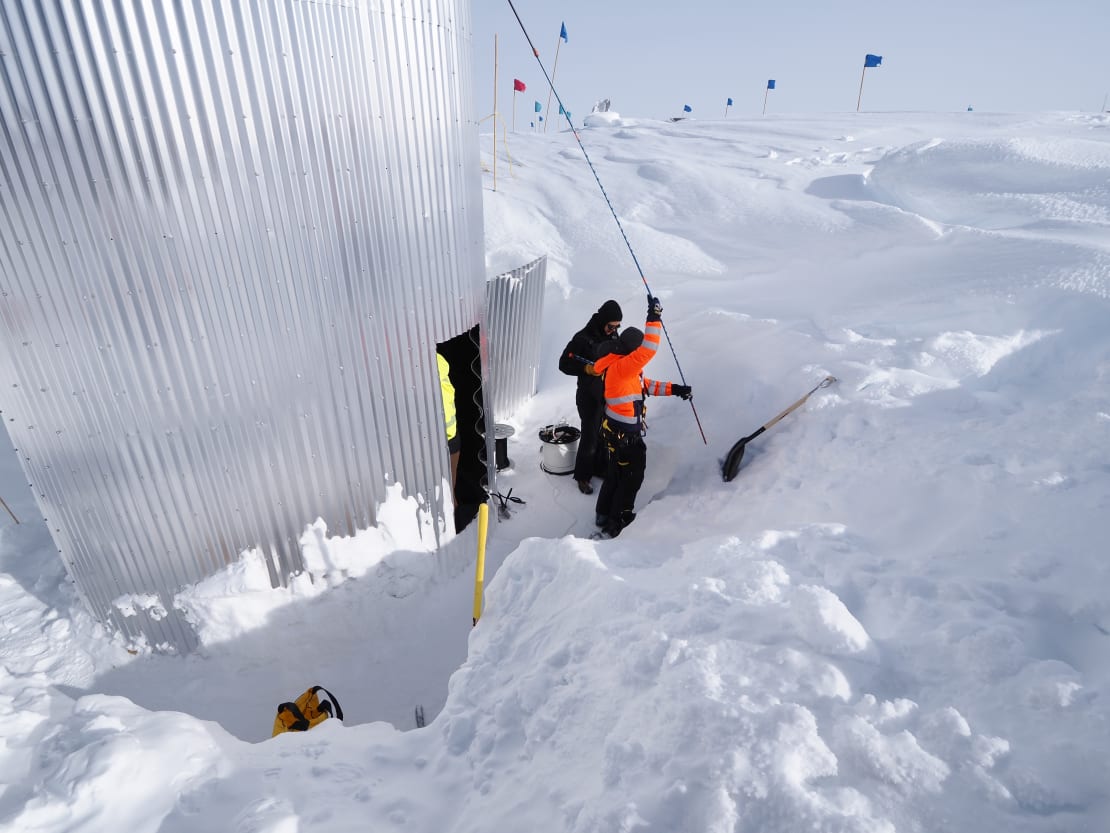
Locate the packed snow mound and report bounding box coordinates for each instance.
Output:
[437,531,1014,831]
[583,110,624,128]
[867,137,1110,231]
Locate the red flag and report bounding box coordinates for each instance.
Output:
[513,79,526,92]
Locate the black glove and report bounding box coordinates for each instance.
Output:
[672,384,692,400]
[646,296,662,322]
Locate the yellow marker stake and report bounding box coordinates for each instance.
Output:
[472,502,489,625]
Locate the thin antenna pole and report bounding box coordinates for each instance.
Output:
[763,88,769,115]
[1,495,19,524]
[504,0,707,444]
[543,35,562,132]
[856,67,866,112]
[493,34,499,190]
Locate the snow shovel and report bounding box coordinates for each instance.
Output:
[722,376,837,482]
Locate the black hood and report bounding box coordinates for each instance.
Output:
[615,327,644,354]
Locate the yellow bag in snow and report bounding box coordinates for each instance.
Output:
[272,686,343,737]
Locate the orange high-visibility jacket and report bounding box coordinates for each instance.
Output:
[591,320,677,431]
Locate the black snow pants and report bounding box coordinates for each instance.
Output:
[573,386,609,482]
[595,423,646,537]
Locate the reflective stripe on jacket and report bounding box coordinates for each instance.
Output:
[591,320,672,430]
[437,353,457,441]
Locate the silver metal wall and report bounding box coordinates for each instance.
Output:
[0,0,486,651]
[486,255,546,422]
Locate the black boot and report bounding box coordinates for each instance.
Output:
[604,510,635,538]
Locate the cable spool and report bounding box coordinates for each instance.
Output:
[538,423,580,475]
[493,423,515,471]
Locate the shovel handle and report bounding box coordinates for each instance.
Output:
[760,375,836,433]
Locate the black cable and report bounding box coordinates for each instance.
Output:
[503,1,706,444]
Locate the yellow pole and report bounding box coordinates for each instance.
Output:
[493,34,499,190]
[543,36,562,132]
[472,503,489,625]
[1,495,19,524]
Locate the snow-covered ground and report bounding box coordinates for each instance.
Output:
[2,109,1108,832]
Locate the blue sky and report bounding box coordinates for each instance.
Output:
[470,0,1110,121]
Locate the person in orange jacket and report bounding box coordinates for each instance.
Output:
[587,295,691,538]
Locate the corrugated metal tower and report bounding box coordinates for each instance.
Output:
[486,255,545,421]
[0,0,487,651]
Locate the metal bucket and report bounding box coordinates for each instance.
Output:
[538,424,580,475]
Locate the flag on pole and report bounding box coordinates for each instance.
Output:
[763,81,776,114]
[534,101,542,112]
[683,104,692,113]
[545,23,569,132]
[858,55,882,111]
[727,97,734,106]
[512,80,525,131]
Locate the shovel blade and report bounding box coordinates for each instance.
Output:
[722,439,748,482]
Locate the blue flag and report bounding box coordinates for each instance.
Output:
[683,104,692,113]
[864,54,882,68]
[726,97,733,106]
[538,115,544,122]
[559,104,565,115]
[535,101,542,112]
[767,79,776,90]
[530,121,535,128]
[560,22,568,42]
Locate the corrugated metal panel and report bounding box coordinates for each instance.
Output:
[486,255,546,422]
[0,0,485,651]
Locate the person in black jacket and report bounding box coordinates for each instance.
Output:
[558,299,623,494]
